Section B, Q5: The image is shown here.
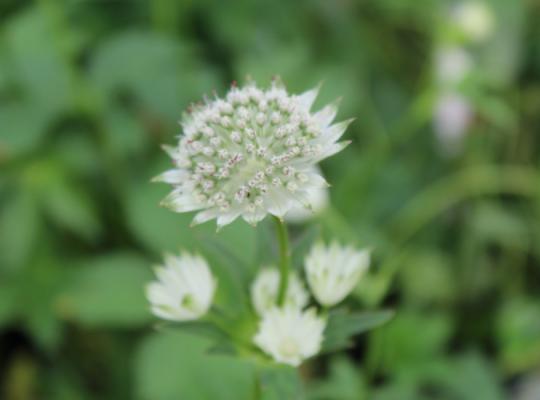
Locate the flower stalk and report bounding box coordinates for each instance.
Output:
[274,216,290,306]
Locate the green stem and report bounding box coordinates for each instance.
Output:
[273,216,290,306]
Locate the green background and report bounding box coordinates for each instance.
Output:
[0,0,539,399]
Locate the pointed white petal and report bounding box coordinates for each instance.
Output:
[314,140,351,162]
[313,99,340,127]
[319,118,354,144]
[191,208,219,226]
[162,144,179,158]
[152,169,188,184]
[296,84,321,111]
[217,210,241,228]
[242,209,266,226]
[161,192,204,213]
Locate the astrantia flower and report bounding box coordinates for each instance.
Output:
[155,80,352,228]
[305,242,370,307]
[253,306,326,366]
[251,267,309,316]
[146,252,216,321]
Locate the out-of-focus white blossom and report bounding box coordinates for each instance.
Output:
[250,267,309,316]
[155,80,351,228]
[433,92,473,155]
[452,1,495,42]
[253,306,326,366]
[435,46,473,85]
[305,242,370,307]
[146,252,216,321]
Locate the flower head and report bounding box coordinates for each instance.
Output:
[251,267,309,316]
[146,252,216,321]
[253,306,326,366]
[305,242,370,307]
[156,80,351,228]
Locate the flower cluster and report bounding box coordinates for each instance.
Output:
[145,80,374,369]
[156,80,351,228]
[145,242,370,366]
[250,242,370,366]
[432,1,496,155]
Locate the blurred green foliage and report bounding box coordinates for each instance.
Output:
[1,0,539,399]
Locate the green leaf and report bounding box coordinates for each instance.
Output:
[258,364,304,400]
[91,30,219,123]
[59,253,153,328]
[154,321,230,347]
[496,298,540,373]
[307,356,367,400]
[372,311,454,374]
[322,309,394,353]
[42,175,102,242]
[135,331,255,400]
[398,250,456,306]
[0,282,17,328]
[17,255,70,352]
[421,352,506,400]
[0,104,50,157]
[0,191,40,273]
[125,175,198,255]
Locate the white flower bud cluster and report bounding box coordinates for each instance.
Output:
[146,252,216,321]
[156,80,352,228]
[251,241,371,366]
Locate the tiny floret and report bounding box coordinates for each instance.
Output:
[146,252,216,321]
[305,242,370,307]
[250,267,309,316]
[156,79,352,228]
[253,306,326,366]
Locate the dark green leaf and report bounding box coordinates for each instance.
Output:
[322,309,394,353]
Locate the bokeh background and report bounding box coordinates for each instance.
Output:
[1,0,539,399]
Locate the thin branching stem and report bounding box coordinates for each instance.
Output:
[273,216,290,306]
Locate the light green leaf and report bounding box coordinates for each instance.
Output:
[59,253,153,328]
[0,191,40,273]
[307,357,367,400]
[258,364,304,400]
[135,331,255,400]
[496,298,540,373]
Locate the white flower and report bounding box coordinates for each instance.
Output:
[434,46,473,86]
[433,92,473,156]
[305,242,370,307]
[251,267,309,316]
[452,1,495,42]
[146,252,216,321]
[285,166,329,224]
[253,306,326,366]
[155,80,351,228]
